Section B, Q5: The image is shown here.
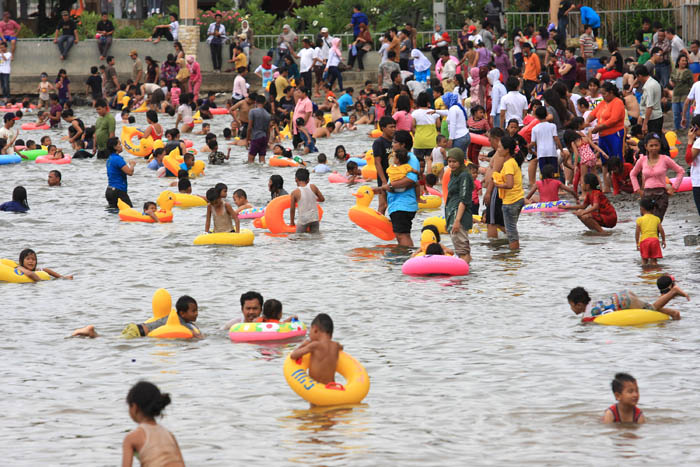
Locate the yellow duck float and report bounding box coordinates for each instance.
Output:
[159,190,207,208]
[146,288,198,338]
[162,148,206,178]
[360,150,377,179]
[348,185,396,241]
[121,126,156,157]
[118,191,175,223]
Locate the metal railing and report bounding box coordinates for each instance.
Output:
[505,9,677,46]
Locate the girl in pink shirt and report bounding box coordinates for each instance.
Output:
[187,55,202,100]
[392,95,413,131]
[525,163,578,203]
[630,133,685,221]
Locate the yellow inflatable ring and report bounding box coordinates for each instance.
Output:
[0,258,51,283]
[284,352,370,406]
[121,126,154,157]
[419,195,442,210]
[591,309,671,326]
[168,192,207,208]
[193,229,255,246]
[148,309,195,338]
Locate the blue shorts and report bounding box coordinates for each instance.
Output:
[538,156,559,174]
[414,69,430,83]
[599,130,623,161]
[3,35,16,41]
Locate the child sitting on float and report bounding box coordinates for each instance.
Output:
[254,299,298,323]
[411,225,454,257]
[121,295,202,338]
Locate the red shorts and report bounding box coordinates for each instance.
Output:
[591,211,617,228]
[639,237,662,259]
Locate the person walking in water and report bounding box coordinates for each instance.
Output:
[289,168,325,233]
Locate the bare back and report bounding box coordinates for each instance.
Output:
[309,340,341,384]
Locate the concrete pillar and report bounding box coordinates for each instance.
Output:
[178,0,198,58]
[433,0,445,30]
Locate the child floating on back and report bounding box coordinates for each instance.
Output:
[567,281,689,321]
[290,313,342,384]
[602,373,645,424]
[122,381,185,466]
[16,248,73,280]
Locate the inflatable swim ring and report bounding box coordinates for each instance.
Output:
[348,185,395,241]
[347,156,367,167]
[238,207,265,219]
[589,309,671,326]
[168,192,207,208]
[36,155,71,165]
[121,126,154,157]
[148,308,195,338]
[229,320,307,342]
[253,216,267,229]
[522,200,570,213]
[265,195,324,234]
[470,133,491,147]
[423,216,447,234]
[18,149,48,161]
[147,288,172,323]
[669,176,692,193]
[21,122,49,131]
[419,195,442,210]
[118,191,175,223]
[361,151,377,179]
[328,172,364,184]
[284,352,370,406]
[209,107,228,115]
[269,156,299,167]
[0,154,21,165]
[370,128,382,138]
[426,186,441,197]
[0,258,51,283]
[193,229,255,246]
[402,255,469,276]
[441,167,451,201]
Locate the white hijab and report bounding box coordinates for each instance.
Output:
[487,68,500,85]
[411,49,431,72]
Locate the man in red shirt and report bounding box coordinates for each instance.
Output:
[0,12,20,57]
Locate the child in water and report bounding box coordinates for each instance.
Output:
[122,295,202,338]
[121,381,185,466]
[567,284,689,321]
[290,313,342,384]
[289,168,325,233]
[524,164,578,203]
[602,373,645,424]
[232,188,253,215]
[255,299,298,323]
[204,187,240,233]
[15,248,73,280]
[345,160,363,184]
[142,201,160,223]
[562,173,616,233]
[411,224,454,257]
[636,197,665,266]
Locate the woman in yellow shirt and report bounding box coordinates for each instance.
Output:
[493,135,525,249]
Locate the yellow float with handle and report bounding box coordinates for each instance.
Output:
[283,352,370,406]
[120,126,154,157]
[131,101,148,113]
[118,191,175,223]
[419,195,442,210]
[360,150,377,179]
[590,309,671,326]
[143,288,198,339]
[161,191,207,208]
[193,229,255,246]
[0,258,52,283]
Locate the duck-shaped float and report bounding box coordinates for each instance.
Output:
[146,288,198,339]
[121,126,156,157]
[360,150,377,180]
[163,148,205,178]
[348,185,396,241]
[159,190,207,208]
[118,191,175,223]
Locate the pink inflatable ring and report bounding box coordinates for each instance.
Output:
[402,255,470,276]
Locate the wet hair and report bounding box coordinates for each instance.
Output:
[346,160,358,171]
[640,196,655,212]
[269,174,284,193]
[393,130,413,150]
[106,137,120,154]
[178,178,191,192]
[262,299,283,320]
[317,153,327,163]
[425,243,444,255]
[19,248,36,269]
[177,169,189,179]
[49,169,61,181]
[425,173,437,186]
[183,153,194,162]
[146,110,158,122]
[611,373,636,394]
[567,286,591,305]
[334,145,347,159]
[205,188,218,203]
[143,201,156,211]
[422,224,441,243]
[583,173,600,190]
[223,128,232,138]
[209,140,218,151]
[213,182,227,195]
[7,183,29,209]
[295,168,310,182]
[541,164,556,180]
[311,313,333,336]
[240,290,263,308]
[175,295,197,314]
[657,275,674,294]
[153,148,166,159]
[126,381,172,419]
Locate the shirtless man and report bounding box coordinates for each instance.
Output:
[290,313,342,384]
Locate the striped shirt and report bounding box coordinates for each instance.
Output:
[579,33,595,58]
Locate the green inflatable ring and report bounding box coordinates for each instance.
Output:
[19,149,48,161]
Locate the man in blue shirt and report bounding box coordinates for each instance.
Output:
[337,88,354,114]
[374,130,419,246]
[579,4,601,37]
[347,5,368,39]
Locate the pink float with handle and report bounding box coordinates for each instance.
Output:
[21,122,50,131]
[401,255,470,276]
[36,155,72,165]
[328,172,364,184]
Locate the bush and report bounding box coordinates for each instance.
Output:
[115,26,136,39]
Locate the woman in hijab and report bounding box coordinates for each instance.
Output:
[443,92,471,152]
[411,49,432,84]
[325,37,344,91]
[187,55,201,100]
[240,20,253,56]
[255,55,277,91]
[0,186,29,212]
[468,67,483,106]
[277,24,297,67]
[444,148,474,262]
[492,44,510,82]
[431,23,450,62]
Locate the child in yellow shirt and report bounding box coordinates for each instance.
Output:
[635,197,665,266]
[386,148,418,193]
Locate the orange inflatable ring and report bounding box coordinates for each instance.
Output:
[269,156,299,167]
[441,167,451,201]
[265,194,323,234]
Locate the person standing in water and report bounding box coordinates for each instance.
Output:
[289,168,325,233]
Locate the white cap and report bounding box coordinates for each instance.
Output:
[321,27,329,33]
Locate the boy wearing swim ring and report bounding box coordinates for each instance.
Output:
[345,160,363,184]
[290,313,342,385]
[121,295,202,338]
[602,373,645,424]
[232,188,252,215]
[142,201,160,223]
[567,285,689,321]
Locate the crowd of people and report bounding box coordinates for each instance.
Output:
[1,5,699,462]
